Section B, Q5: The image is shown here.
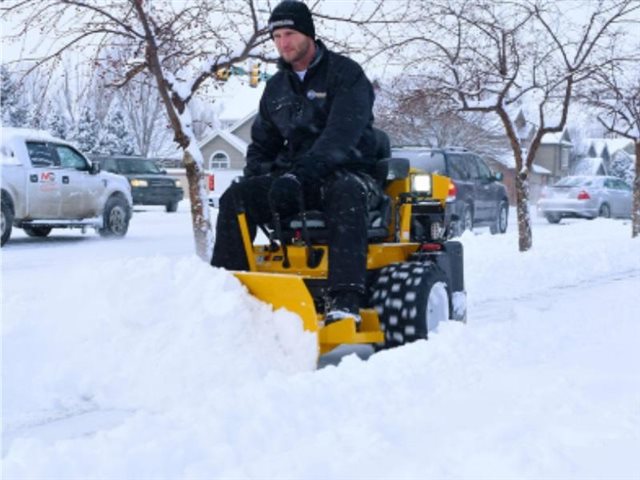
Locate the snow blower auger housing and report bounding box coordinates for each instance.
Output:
[233,156,466,355]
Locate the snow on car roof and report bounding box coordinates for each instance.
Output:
[1,127,80,151]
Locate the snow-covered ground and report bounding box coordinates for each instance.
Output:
[2,203,639,479]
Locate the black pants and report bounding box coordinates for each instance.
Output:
[210,172,370,295]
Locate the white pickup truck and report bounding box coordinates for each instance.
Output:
[1,128,133,247]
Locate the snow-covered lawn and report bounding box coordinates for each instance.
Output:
[2,204,639,479]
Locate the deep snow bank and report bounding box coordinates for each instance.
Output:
[2,257,317,426]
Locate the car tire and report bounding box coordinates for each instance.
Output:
[545,213,561,224]
[23,225,52,238]
[165,201,178,213]
[453,205,473,237]
[490,201,508,234]
[99,195,130,238]
[1,200,13,247]
[462,205,473,232]
[371,261,450,349]
[599,203,611,218]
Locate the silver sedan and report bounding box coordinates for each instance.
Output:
[537,175,633,224]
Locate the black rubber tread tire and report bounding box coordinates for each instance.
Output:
[1,200,13,247]
[99,195,130,238]
[545,213,561,224]
[452,205,472,237]
[371,261,451,348]
[599,203,611,218]
[23,225,53,238]
[165,201,178,213]
[490,201,508,234]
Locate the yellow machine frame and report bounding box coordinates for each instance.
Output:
[233,171,452,356]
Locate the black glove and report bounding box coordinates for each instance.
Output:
[292,154,331,183]
[269,173,302,217]
[243,160,273,178]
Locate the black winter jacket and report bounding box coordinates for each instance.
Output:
[244,40,377,178]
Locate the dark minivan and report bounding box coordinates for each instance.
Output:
[393,146,509,235]
[95,156,184,212]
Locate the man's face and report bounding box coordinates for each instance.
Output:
[273,28,313,66]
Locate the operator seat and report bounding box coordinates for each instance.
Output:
[281,129,409,244]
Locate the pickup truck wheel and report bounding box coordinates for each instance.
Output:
[1,201,13,247]
[165,201,178,213]
[23,225,52,238]
[99,196,130,238]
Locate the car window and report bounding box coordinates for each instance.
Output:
[396,150,444,174]
[555,176,592,187]
[118,159,162,174]
[26,142,59,167]
[447,154,471,180]
[100,158,118,172]
[613,179,631,191]
[54,145,88,170]
[472,156,492,180]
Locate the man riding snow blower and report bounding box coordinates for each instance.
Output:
[211,0,379,325]
[211,1,466,356]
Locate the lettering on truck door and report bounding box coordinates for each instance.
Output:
[25,142,63,218]
[53,144,103,218]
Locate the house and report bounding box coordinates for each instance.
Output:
[486,154,551,205]
[567,137,635,178]
[571,156,608,176]
[489,109,572,202]
[536,130,573,180]
[199,111,255,171]
[199,78,264,171]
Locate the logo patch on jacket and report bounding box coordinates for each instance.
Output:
[307,90,327,100]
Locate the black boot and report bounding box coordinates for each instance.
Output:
[325,290,362,325]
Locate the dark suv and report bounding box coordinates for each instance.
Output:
[393,146,509,235]
[94,156,184,212]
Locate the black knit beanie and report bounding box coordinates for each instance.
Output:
[268,1,315,39]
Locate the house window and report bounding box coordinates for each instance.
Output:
[561,148,569,170]
[210,151,230,169]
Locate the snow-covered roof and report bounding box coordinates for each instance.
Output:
[587,137,633,156]
[541,131,571,145]
[199,128,248,156]
[1,127,79,161]
[494,153,551,175]
[228,110,257,133]
[571,156,605,176]
[214,77,264,123]
[1,127,59,144]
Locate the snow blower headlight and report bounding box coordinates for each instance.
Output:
[411,174,432,195]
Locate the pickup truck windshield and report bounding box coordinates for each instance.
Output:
[119,159,162,175]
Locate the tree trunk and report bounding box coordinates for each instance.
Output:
[515,171,532,251]
[633,141,640,238]
[183,149,212,260]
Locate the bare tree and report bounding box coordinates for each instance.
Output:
[374,75,509,159]
[2,0,391,259]
[2,0,277,260]
[116,73,170,157]
[585,63,640,237]
[368,0,638,251]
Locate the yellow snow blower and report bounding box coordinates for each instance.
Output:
[233,156,466,355]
